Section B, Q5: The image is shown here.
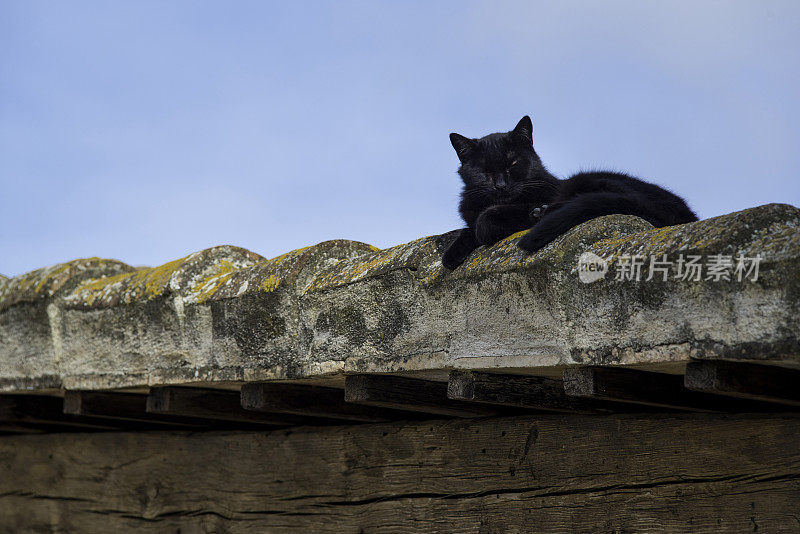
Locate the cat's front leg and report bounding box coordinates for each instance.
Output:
[442,228,479,270]
[518,203,580,252]
[475,204,534,246]
[518,194,625,252]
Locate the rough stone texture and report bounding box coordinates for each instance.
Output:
[1,203,798,392]
[0,258,135,391]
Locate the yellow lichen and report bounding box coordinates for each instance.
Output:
[260,274,280,292]
[185,258,245,303]
[69,255,189,306]
[193,271,235,303]
[32,262,72,294]
[73,271,134,296]
[265,245,312,267]
[140,257,187,298]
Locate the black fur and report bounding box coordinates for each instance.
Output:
[442,116,698,270]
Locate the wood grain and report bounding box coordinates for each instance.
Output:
[447,370,632,413]
[147,386,331,426]
[0,394,120,431]
[0,413,798,532]
[241,382,420,422]
[345,374,498,417]
[64,391,213,428]
[563,366,780,412]
[685,360,800,406]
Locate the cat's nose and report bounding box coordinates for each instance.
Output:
[494,175,507,189]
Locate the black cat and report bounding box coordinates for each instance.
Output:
[441,116,698,269]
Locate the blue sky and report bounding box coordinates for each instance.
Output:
[2,1,799,276]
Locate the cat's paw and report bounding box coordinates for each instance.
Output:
[528,204,549,223]
[517,227,557,253]
[475,209,509,246]
[442,244,470,270]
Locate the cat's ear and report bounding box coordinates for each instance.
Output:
[512,115,533,145]
[450,133,477,163]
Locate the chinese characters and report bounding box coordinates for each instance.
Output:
[613,253,761,282]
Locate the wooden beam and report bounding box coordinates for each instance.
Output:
[0,424,47,435]
[562,366,775,412]
[0,394,120,431]
[1,414,800,531]
[344,374,498,418]
[685,360,800,407]
[241,383,420,422]
[447,370,633,414]
[147,386,330,426]
[64,391,215,428]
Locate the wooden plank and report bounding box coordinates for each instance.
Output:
[344,374,498,418]
[0,423,108,434]
[0,394,120,431]
[0,424,47,434]
[147,386,330,426]
[447,370,638,414]
[64,391,215,428]
[685,360,800,406]
[0,413,799,532]
[563,366,778,411]
[240,382,420,422]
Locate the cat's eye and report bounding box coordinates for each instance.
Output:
[510,159,520,167]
